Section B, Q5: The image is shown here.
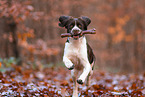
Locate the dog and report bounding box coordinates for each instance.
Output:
[59,16,95,97]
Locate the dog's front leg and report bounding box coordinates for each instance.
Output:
[63,56,74,70]
[77,60,91,84]
[71,70,78,97]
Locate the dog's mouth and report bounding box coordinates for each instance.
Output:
[71,30,82,40]
[72,35,80,40]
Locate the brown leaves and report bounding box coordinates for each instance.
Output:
[0,72,3,79]
[0,67,62,96]
[131,83,137,89]
[0,67,145,96]
[61,80,69,86]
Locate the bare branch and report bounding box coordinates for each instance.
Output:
[61,28,96,38]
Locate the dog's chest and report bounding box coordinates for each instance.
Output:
[64,37,87,61]
[67,42,83,54]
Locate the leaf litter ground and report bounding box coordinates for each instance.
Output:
[0,66,145,97]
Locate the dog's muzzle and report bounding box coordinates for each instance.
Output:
[71,29,82,40]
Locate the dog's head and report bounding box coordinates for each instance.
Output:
[59,16,91,40]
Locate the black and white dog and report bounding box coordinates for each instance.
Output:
[59,16,95,97]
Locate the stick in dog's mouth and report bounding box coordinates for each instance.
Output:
[61,28,96,38]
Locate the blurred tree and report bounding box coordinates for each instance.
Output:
[0,0,41,65]
[0,0,145,72]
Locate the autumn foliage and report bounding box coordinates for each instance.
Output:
[0,65,145,96]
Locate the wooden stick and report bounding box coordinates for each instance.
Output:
[61,28,96,38]
[61,33,72,38]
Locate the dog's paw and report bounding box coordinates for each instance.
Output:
[68,64,74,70]
[77,79,83,84]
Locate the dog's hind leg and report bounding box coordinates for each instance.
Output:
[86,70,93,87]
[71,70,78,97]
[86,73,91,87]
[86,62,94,87]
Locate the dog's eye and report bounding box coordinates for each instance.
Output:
[70,25,74,28]
[78,24,82,28]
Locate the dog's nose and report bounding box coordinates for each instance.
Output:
[73,30,80,35]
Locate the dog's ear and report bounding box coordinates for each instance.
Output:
[79,16,91,26]
[59,16,72,28]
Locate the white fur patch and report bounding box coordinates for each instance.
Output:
[71,25,81,34]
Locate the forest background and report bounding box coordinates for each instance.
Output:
[0,0,145,73]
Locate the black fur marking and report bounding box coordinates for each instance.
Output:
[77,79,83,84]
[59,16,72,28]
[87,43,95,70]
[79,16,91,30]
[68,64,74,70]
[66,38,69,43]
[92,64,94,70]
